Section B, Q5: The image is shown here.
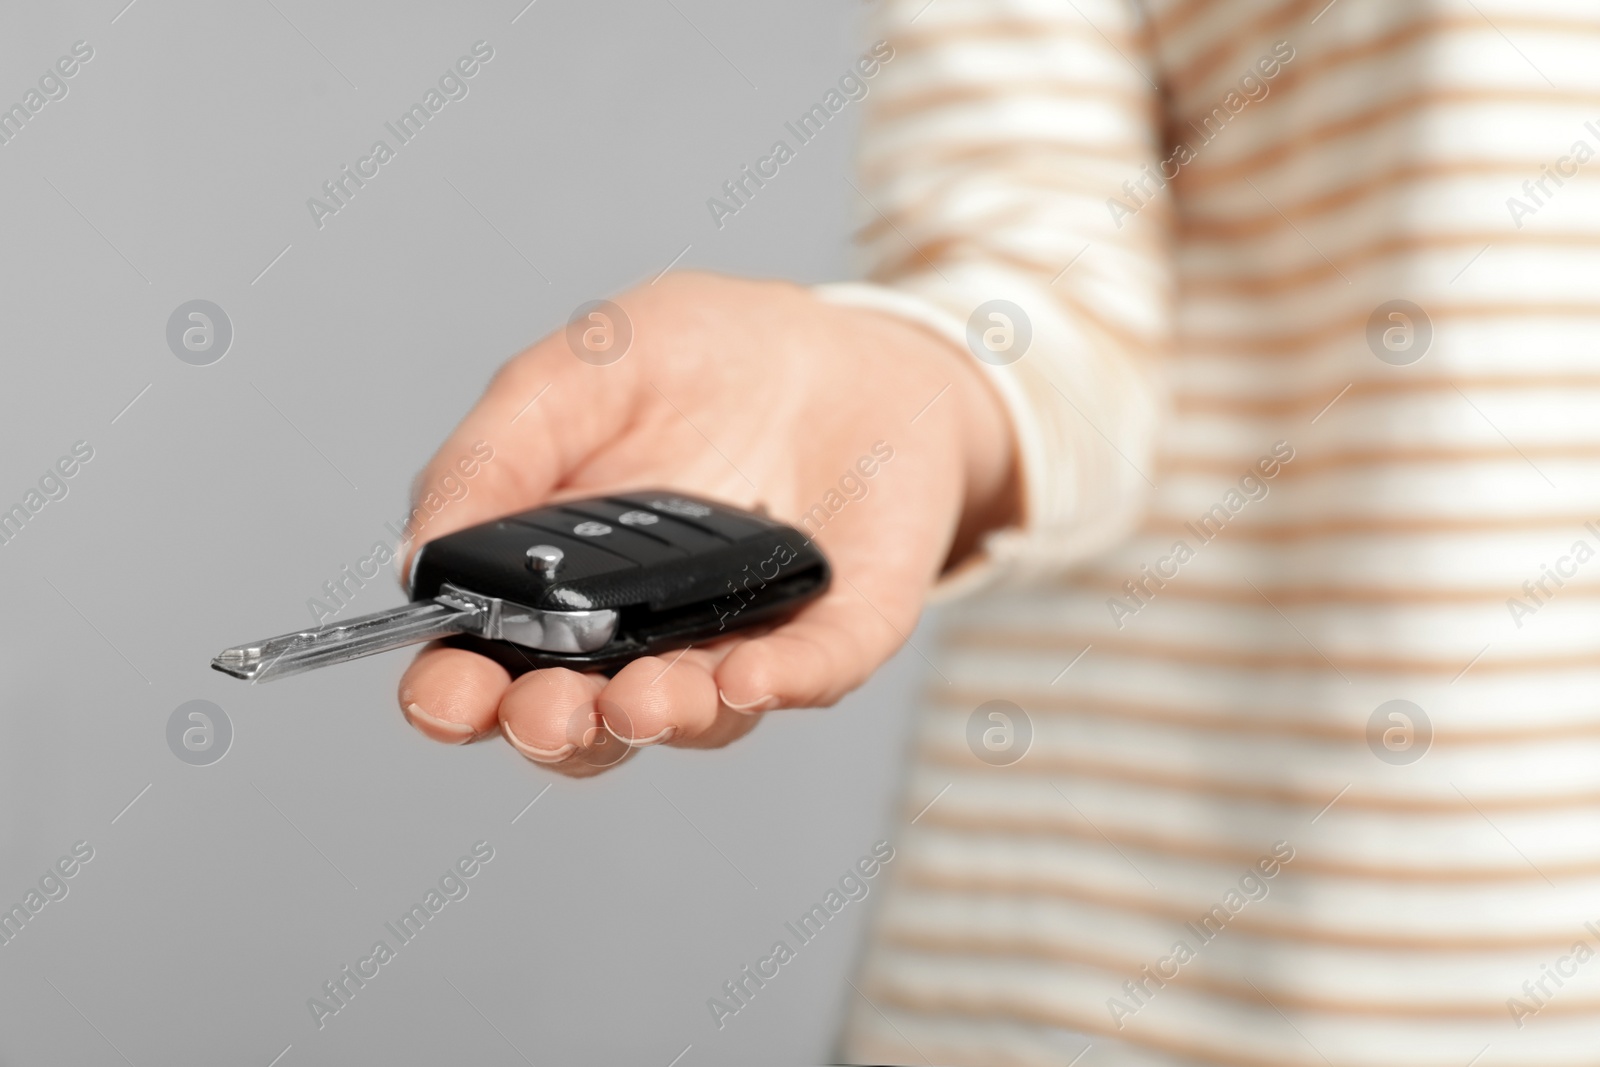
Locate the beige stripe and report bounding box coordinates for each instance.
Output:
[860,977,1508,1067]
[1159,0,1343,95]
[1155,0,1326,91]
[1071,570,1600,607]
[1179,302,1600,356]
[867,249,1170,354]
[1184,232,1600,296]
[858,159,1162,246]
[1162,442,1600,479]
[946,628,1600,677]
[915,806,1597,882]
[1181,88,1600,191]
[847,1030,1068,1067]
[1150,0,1244,47]
[1173,376,1600,418]
[928,686,1600,746]
[870,192,1171,279]
[1183,160,1587,242]
[890,16,1138,55]
[1134,511,1600,542]
[879,926,1600,1019]
[1171,9,1600,104]
[899,864,1596,950]
[859,137,1151,188]
[916,744,1600,814]
[871,81,1155,128]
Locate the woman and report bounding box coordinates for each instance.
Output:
[398,1,1600,1062]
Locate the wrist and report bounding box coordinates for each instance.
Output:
[945,337,1021,566]
[810,281,1022,571]
[852,303,1020,565]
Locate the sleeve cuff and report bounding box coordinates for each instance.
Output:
[812,278,1053,602]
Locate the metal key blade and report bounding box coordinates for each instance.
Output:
[211,599,483,683]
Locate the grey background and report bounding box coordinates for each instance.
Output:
[0,1,931,1063]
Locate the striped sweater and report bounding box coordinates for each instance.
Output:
[814,0,1600,1063]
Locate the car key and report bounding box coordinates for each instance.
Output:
[212,491,830,683]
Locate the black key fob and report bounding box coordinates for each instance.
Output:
[409,491,829,676]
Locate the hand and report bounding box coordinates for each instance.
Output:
[396,271,1016,776]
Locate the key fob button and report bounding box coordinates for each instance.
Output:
[414,522,634,606]
[651,497,711,518]
[566,498,724,553]
[516,509,687,567]
[526,544,564,578]
[614,492,776,542]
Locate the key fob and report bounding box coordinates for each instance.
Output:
[410,491,829,676]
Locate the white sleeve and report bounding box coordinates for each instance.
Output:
[819,0,1173,596]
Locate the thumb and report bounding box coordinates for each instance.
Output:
[400,337,639,580]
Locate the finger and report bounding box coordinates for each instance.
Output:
[498,667,627,777]
[714,584,914,712]
[402,333,641,572]
[397,644,511,744]
[596,648,739,749]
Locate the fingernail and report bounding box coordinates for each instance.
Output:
[499,720,576,763]
[405,703,476,744]
[719,690,777,715]
[601,720,677,747]
[395,542,417,592]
